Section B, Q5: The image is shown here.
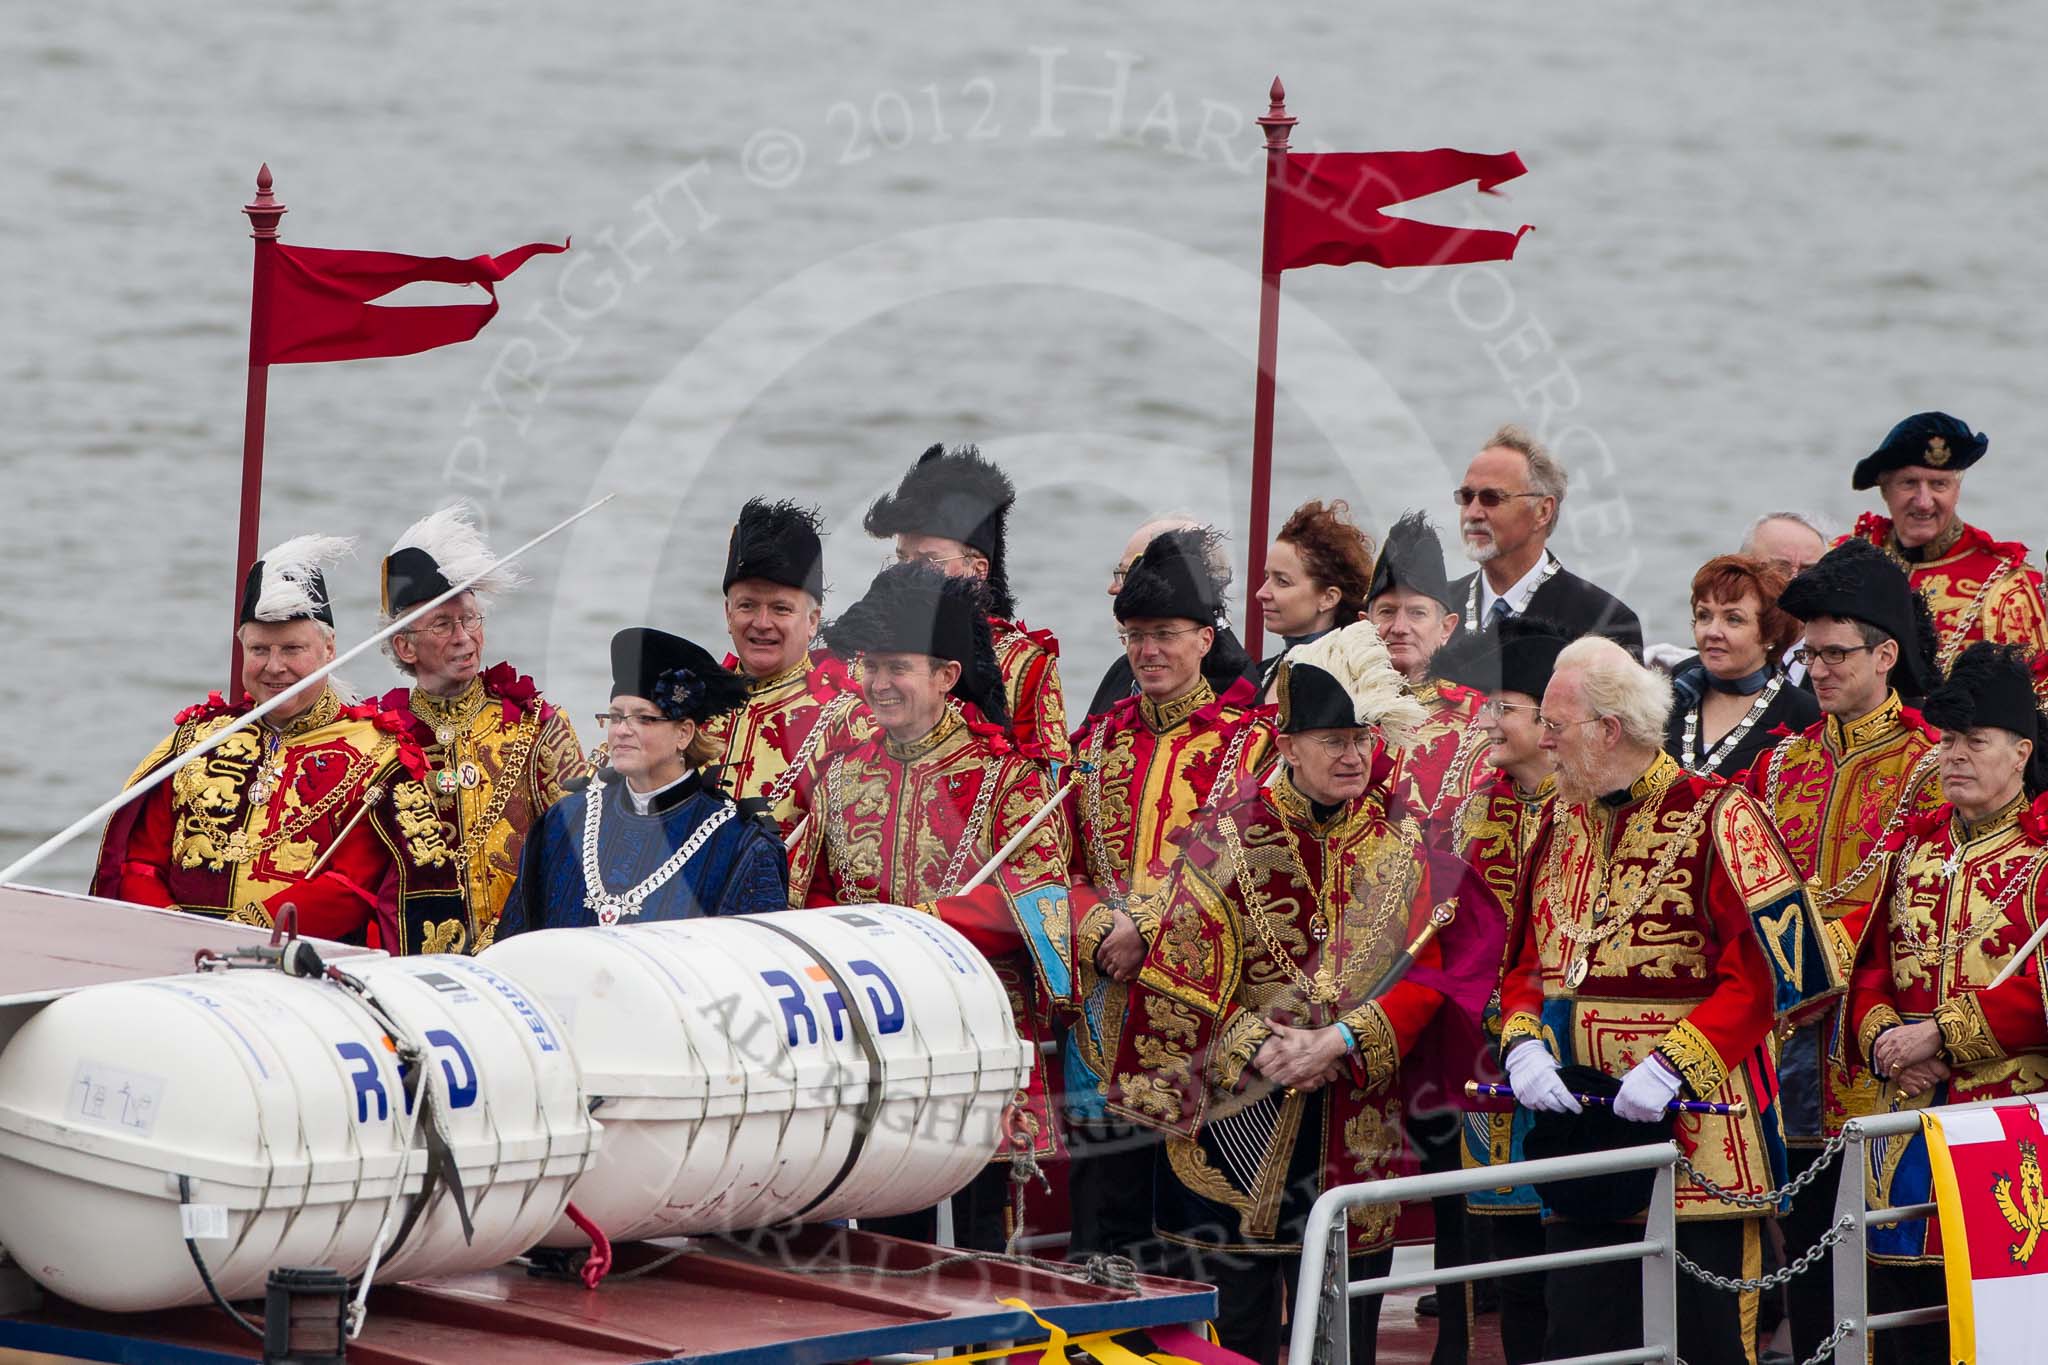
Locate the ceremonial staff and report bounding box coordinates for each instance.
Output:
[1464,1081,1749,1120]
[954,767,1088,894]
[0,496,615,887]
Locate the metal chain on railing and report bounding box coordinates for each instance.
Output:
[1675,1214,1853,1293]
[1675,1129,1850,1210]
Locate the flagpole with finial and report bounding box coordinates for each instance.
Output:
[1243,79,1296,664]
[232,164,287,689]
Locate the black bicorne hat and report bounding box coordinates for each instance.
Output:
[1924,643,2048,795]
[724,498,826,601]
[1778,537,1938,697]
[1367,511,1458,613]
[382,547,451,619]
[1114,527,1228,626]
[1273,620,1428,741]
[240,534,351,628]
[1431,614,1570,699]
[1520,1065,1674,1221]
[863,443,1017,618]
[1851,411,1988,490]
[823,563,1010,726]
[610,628,750,724]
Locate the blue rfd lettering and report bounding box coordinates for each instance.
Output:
[336,1041,388,1122]
[759,963,905,1046]
[426,1028,479,1109]
[761,969,818,1046]
[849,960,906,1035]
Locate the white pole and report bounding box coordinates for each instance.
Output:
[953,774,1076,894]
[0,494,617,887]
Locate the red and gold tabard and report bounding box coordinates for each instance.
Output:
[1109,757,1447,1254]
[700,648,867,833]
[1849,514,2048,673]
[786,705,1076,1158]
[992,617,1071,765]
[1063,676,1265,1117]
[94,687,430,946]
[1848,794,2048,1262]
[1444,767,1556,1212]
[1746,692,1944,1138]
[1390,678,1486,823]
[376,662,587,953]
[1499,751,1841,1219]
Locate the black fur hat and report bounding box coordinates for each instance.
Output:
[823,563,1010,726]
[1924,643,2048,795]
[863,443,1016,618]
[1114,527,1228,626]
[1778,537,1938,698]
[1431,614,1570,699]
[724,498,826,601]
[1367,511,1458,613]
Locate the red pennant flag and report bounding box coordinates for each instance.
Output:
[258,240,566,365]
[1265,149,1531,272]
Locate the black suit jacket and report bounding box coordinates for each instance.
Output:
[1450,563,1646,661]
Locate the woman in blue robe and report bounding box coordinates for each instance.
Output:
[500,627,787,934]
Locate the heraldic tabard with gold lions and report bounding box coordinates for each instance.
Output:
[1499,750,1842,1218]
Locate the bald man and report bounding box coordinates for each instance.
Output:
[1085,514,1259,715]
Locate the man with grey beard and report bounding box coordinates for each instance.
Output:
[1448,425,1644,659]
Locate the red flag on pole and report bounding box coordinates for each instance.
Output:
[258,240,567,365]
[1240,82,1532,661]
[1265,149,1532,272]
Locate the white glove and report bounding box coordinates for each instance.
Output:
[1613,1055,1684,1122]
[1505,1040,1581,1114]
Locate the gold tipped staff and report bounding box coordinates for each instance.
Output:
[1,495,618,888]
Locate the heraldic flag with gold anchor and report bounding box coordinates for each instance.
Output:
[1923,1097,2048,1363]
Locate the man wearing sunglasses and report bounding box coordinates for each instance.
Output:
[864,442,1070,763]
[1449,425,1643,660]
[374,505,588,950]
[1741,538,1945,1365]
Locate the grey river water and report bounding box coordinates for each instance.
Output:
[4,3,2045,888]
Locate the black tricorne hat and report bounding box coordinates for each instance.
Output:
[1273,620,1428,741]
[1924,644,2048,794]
[1114,527,1228,626]
[1851,411,1987,490]
[382,547,449,619]
[823,563,1010,726]
[1520,1065,1674,1221]
[240,534,351,628]
[1778,537,1938,697]
[863,443,1016,618]
[724,498,826,601]
[610,628,750,724]
[1431,614,1570,699]
[1367,511,1458,613]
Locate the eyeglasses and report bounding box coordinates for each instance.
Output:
[1453,487,1547,509]
[1481,699,1542,720]
[408,611,485,640]
[1118,624,1206,649]
[1536,714,1603,736]
[1108,564,1132,589]
[892,550,979,569]
[594,711,677,730]
[1791,643,1878,667]
[1300,733,1374,757]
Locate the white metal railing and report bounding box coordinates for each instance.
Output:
[1284,1092,2024,1365]
[1286,1141,1684,1365]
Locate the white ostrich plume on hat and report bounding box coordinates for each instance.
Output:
[388,503,527,610]
[1284,619,1429,748]
[250,533,354,624]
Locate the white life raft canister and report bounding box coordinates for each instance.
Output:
[0,953,597,1312]
[479,904,1032,1245]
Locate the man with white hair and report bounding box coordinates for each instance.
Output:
[1844,410,2047,673]
[1110,620,1499,1365]
[1497,638,1837,1365]
[1086,512,1258,715]
[94,534,430,947]
[1449,424,1643,658]
[374,505,587,950]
